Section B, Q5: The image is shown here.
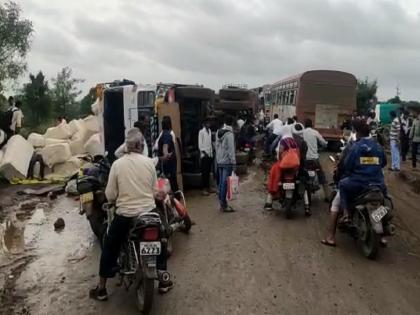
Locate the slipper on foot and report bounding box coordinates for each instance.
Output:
[321,239,337,247]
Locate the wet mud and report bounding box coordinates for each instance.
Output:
[1,154,420,315]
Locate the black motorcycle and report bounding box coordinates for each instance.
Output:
[329,156,395,259]
[103,204,170,314]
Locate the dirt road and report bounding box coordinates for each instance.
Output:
[1,156,420,315]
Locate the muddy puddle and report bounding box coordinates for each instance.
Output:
[0,195,95,314]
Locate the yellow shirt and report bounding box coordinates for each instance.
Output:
[105,152,157,217]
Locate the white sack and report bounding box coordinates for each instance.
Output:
[91,99,99,115]
[68,119,86,136]
[40,143,71,168]
[69,132,86,155]
[84,134,104,156]
[83,115,100,134]
[45,138,69,146]
[27,133,46,148]
[53,157,81,177]
[44,123,71,140]
[0,135,34,180]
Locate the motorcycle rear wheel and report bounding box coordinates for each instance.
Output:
[357,213,379,259]
[284,198,293,219]
[136,272,154,314]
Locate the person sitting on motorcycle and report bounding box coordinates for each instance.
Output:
[264,131,301,210]
[339,120,387,223]
[321,134,355,247]
[302,118,329,202]
[89,129,173,301]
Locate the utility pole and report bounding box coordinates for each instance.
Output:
[396,85,401,98]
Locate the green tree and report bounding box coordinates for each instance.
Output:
[21,71,53,127]
[79,88,96,116]
[51,67,84,119]
[357,78,377,114]
[0,1,33,92]
[387,96,402,104]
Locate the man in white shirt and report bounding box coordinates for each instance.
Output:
[265,114,283,154]
[199,118,216,196]
[89,129,173,301]
[267,114,284,136]
[303,118,329,201]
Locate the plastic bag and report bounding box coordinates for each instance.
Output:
[227,171,239,201]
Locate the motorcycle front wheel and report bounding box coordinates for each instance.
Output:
[180,214,192,234]
[136,270,154,315]
[357,212,379,259]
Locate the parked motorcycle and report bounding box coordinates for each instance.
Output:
[155,178,192,255]
[328,156,395,259]
[77,155,110,243]
[103,204,170,314]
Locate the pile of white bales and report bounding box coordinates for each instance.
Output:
[0,115,103,181]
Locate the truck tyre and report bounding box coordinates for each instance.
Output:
[175,87,214,100]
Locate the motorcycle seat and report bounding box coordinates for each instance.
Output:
[353,186,384,205]
[128,212,161,239]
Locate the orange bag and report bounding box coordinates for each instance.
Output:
[279,148,300,169]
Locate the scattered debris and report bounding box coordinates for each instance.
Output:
[19,198,41,211]
[53,218,65,230]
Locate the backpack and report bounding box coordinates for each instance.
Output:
[0,108,17,132]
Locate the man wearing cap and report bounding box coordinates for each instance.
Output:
[89,128,173,301]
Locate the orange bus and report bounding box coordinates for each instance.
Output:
[266,70,357,141]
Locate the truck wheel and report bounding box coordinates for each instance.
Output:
[175,86,214,100]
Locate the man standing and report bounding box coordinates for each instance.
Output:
[199,118,215,196]
[303,119,329,201]
[410,112,420,169]
[400,110,412,162]
[11,100,24,135]
[389,111,401,171]
[89,129,172,301]
[216,115,236,212]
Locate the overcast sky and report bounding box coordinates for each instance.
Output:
[13,0,420,101]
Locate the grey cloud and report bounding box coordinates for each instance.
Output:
[19,0,420,100]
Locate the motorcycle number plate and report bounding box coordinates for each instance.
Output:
[307,171,316,177]
[371,206,388,223]
[80,192,94,204]
[140,242,161,256]
[283,183,295,190]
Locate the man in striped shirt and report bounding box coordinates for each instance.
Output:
[389,111,401,171]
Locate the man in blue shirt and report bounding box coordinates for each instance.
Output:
[339,120,387,221]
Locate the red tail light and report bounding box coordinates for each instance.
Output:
[142,227,159,241]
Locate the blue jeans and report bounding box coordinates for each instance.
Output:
[390,140,400,170]
[339,177,385,211]
[217,166,233,208]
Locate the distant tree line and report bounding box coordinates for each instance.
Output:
[0,2,96,134]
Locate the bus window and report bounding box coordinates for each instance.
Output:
[137,91,155,107]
